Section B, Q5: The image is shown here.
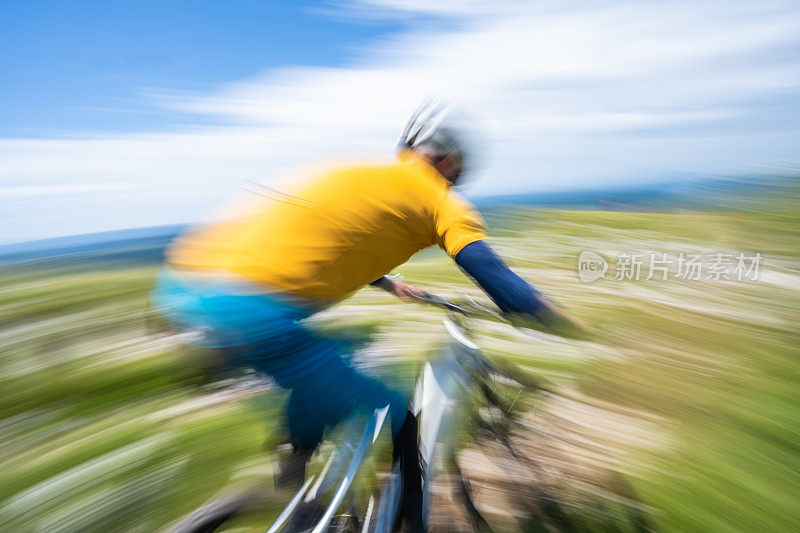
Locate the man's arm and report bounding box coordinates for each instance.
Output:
[454,240,544,316]
[455,240,589,339]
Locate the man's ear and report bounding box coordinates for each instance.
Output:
[436,153,460,182]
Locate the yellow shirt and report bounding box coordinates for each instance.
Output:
[167,151,486,301]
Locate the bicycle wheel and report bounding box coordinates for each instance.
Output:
[166,490,272,533]
[454,395,654,533]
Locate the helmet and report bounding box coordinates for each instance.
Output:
[398,98,470,184]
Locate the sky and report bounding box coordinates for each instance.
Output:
[1,0,799,244]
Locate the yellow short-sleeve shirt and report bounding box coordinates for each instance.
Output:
[167,151,486,301]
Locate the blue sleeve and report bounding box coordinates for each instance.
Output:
[454,240,545,316]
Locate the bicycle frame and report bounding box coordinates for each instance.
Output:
[371,296,524,531]
[266,405,390,533]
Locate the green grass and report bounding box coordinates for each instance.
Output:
[0,182,798,531]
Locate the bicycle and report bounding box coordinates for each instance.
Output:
[168,294,645,532]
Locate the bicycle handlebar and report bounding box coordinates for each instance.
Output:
[418,292,507,322]
[418,291,592,341]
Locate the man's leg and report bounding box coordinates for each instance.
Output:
[272,335,423,530]
[274,383,334,489]
[155,275,424,528]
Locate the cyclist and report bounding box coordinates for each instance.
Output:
[152,98,584,531]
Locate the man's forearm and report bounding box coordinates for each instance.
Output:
[454,240,545,316]
[454,240,590,339]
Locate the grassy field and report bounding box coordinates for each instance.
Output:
[0,184,798,532]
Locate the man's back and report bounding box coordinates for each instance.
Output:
[167,151,485,301]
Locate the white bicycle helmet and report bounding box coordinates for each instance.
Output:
[399,98,471,184]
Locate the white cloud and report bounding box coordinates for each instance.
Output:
[0,183,138,199]
[1,0,799,242]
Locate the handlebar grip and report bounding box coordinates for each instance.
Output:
[419,292,489,316]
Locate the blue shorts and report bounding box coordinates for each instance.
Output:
[151,269,408,449]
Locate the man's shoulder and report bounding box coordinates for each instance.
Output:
[323,158,420,179]
[311,157,441,194]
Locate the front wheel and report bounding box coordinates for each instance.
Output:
[166,490,269,533]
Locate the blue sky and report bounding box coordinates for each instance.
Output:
[0,1,403,136]
[1,0,799,243]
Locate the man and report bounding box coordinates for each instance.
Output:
[152,99,584,530]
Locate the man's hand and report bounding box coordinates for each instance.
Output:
[537,299,592,340]
[389,279,428,302]
[509,296,592,340]
[371,275,427,302]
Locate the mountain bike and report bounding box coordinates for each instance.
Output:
[166,294,574,532]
